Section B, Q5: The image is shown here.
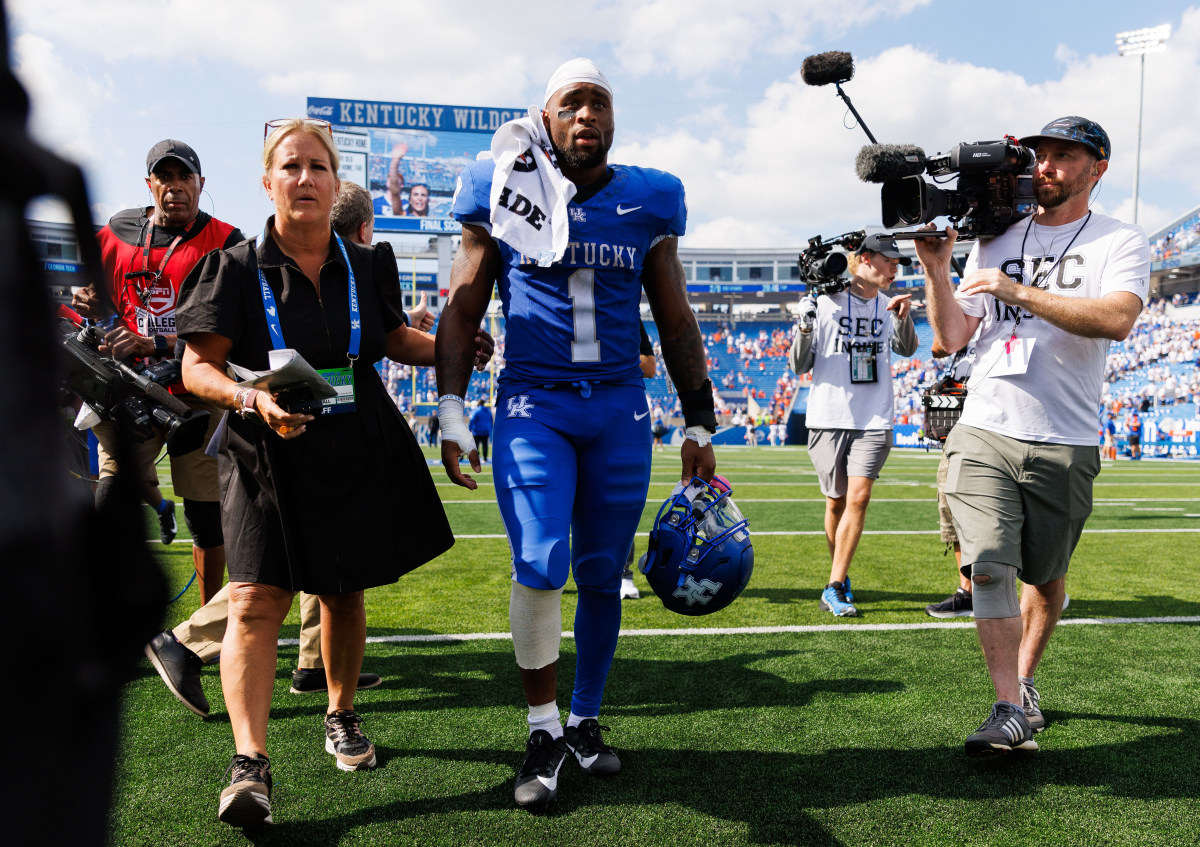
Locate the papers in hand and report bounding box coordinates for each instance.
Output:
[227,348,337,399]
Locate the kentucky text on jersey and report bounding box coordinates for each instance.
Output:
[517,241,639,269]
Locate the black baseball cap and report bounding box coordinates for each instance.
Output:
[1020,116,1111,161]
[146,139,202,176]
[858,232,912,265]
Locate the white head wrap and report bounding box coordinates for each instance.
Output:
[543,58,613,107]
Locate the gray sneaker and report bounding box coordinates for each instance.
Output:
[324,709,377,771]
[1021,680,1046,732]
[964,701,1038,757]
[218,753,272,827]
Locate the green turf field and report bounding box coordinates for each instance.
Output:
[112,447,1200,846]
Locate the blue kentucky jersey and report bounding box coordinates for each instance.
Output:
[453,159,686,386]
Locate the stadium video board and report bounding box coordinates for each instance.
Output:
[307,97,524,235]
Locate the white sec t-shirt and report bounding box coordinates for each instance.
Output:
[956,213,1149,445]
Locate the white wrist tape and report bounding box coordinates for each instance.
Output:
[684,425,712,448]
[437,394,474,453]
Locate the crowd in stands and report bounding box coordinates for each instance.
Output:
[1151,211,1200,262]
[376,292,1199,453]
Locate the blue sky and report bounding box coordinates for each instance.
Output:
[11,0,1199,247]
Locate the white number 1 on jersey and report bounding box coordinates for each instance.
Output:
[568,269,601,362]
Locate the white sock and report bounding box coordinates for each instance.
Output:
[527,701,562,739]
[566,711,597,730]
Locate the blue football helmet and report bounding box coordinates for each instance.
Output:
[639,475,753,616]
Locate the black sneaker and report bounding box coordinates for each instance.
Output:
[218,753,272,827]
[324,709,377,771]
[1021,679,1046,733]
[157,499,177,544]
[290,667,383,694]
[926,588,974,618]
[514,730,568,809]
[964,701,1038,757]
[144,631,209,717]
[563,719,621,775]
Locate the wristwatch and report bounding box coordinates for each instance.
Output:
[153,334,169,356]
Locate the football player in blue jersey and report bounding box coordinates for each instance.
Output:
[435,58,717,810]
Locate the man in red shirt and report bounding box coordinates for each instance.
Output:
[73,140,243,603]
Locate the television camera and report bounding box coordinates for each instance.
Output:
[59,317,210,456]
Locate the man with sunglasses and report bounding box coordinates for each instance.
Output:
[914,116,1149,758]
[72,140,243,605]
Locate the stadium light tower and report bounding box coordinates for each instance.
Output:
[1115,24,1171,225]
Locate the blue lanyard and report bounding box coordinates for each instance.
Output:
[255,231,360,361]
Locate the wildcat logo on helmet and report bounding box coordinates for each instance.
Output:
[673,576,723,607]
[640,475,753,616]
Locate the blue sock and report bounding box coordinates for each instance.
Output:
[155,499,171,515]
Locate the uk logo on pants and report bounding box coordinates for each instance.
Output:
[507,395,534,418]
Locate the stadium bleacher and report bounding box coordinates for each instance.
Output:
[376,292,1199,455]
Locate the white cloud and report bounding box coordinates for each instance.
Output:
[619,12,1200,244]
[7,0,1197,242]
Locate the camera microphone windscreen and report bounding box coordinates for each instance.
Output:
[801,52,854,86]
[855,144,928,182]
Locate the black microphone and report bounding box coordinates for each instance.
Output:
[800,52,854,86]
[855,144,928,182]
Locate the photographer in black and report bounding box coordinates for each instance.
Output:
[790,233,917,617]
[72,140,244,605]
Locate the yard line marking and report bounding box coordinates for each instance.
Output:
[275,615,1200,647]
[440,497,1200,505]
[148,526,1200,544]
[445,527,1200,540]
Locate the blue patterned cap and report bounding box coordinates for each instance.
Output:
[1020,116,1110,160]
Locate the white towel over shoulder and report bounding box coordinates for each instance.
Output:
[483,106,576,267]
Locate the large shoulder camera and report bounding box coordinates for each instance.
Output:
[859,139,1037,240]
[59,318,210,455]
[797,230,864,297]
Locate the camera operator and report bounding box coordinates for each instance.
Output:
[790,233,917,617]
[914,116,1149,757]
[72,140,244,605]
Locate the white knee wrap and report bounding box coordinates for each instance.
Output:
[971,561,1021,619]
[510,581,563,670]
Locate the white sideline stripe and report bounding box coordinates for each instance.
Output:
[274,615,1200,646]
[148,525,1200,544]
[437,497,1200,505]
[439,527,1200,541]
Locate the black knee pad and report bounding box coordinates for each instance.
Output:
[94,476,118,511]
[182,499,223,549]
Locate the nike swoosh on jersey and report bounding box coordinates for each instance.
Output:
[634,410,649,420]
[616,205,642,215]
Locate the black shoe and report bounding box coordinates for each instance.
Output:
[563,719,621,775]
[926,588,974,618]
[514,730,568,809]
[144,631,209,717]
[157,499,177,544]
[965,701,1038,757]
[324,709,377,771]
[218,753,272,827]
[290,667,383,694]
